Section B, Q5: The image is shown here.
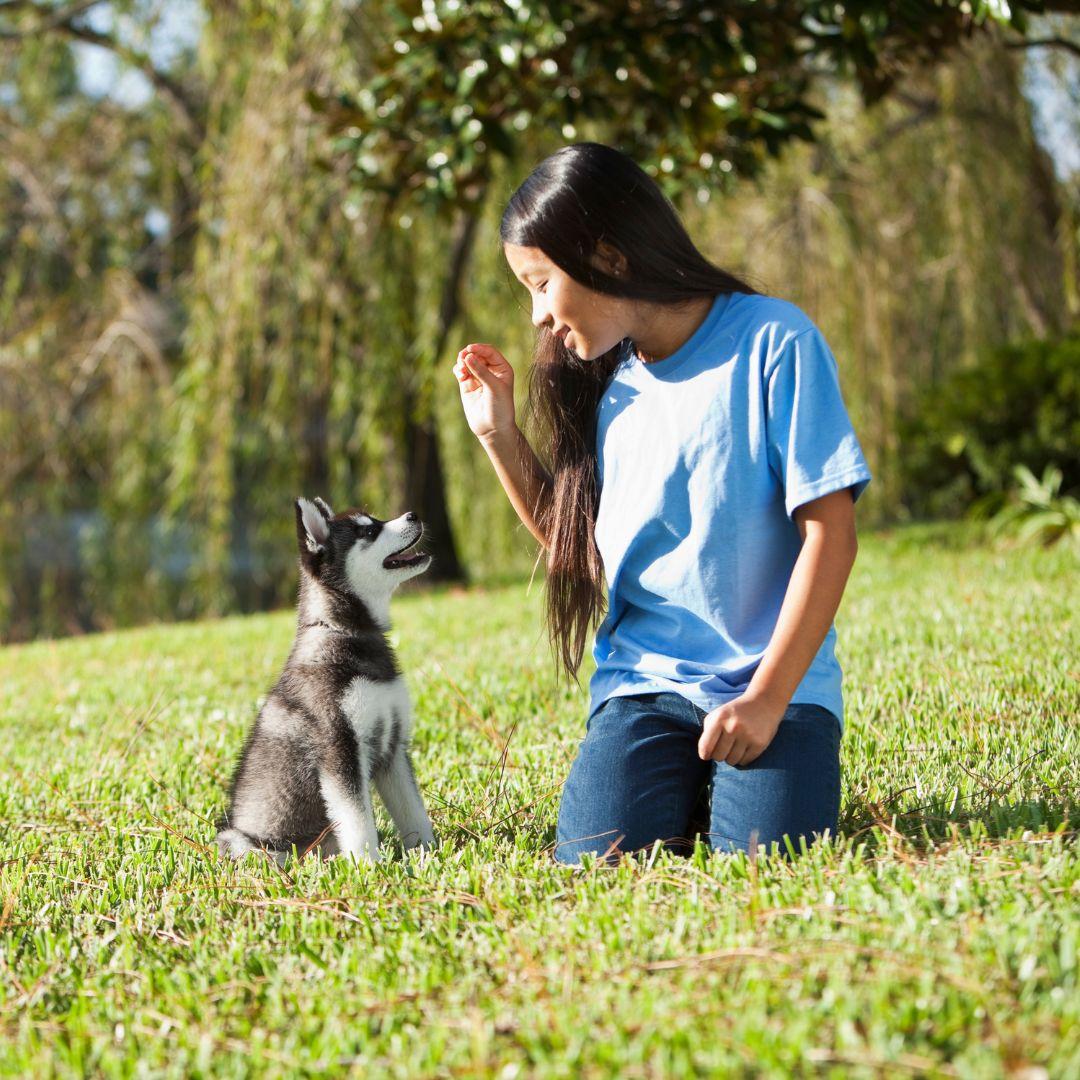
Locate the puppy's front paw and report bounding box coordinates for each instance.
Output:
[330,847,382,865]
[401,827,436,851]
[412,845,436,869]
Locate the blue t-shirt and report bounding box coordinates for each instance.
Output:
[588,291,872,735]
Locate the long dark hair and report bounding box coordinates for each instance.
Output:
[500,143,761,683]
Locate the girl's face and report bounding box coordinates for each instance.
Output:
[504,243,628,361]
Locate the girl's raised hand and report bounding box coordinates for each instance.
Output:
[452,343,516,443]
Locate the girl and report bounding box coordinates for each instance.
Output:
[452,143,872,866]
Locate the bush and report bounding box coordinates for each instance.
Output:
[896,330,1080,520]
[985,464,1080,550]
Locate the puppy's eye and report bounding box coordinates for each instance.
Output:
[359,524,378,540]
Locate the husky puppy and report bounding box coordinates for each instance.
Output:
[216,496,436,865]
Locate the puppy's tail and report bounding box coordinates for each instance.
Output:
[216,826,258,858]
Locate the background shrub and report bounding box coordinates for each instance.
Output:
[896,330,1080,520]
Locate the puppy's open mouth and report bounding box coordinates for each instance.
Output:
[383,537,428,570]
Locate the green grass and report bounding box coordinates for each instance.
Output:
[1,526,1077,1078]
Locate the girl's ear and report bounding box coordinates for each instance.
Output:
[591,241,628,278]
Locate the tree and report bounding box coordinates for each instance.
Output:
[319,0,1080,574]
[2,0,1076,640]
[0,2,191,638]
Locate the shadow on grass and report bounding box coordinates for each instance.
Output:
[233,770,1077,869]
[237,790,1076,871]
[835,791,1078,858]
[499,788,1079,868]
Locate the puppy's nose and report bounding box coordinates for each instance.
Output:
[405,512,418,523]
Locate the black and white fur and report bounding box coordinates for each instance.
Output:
[215,496,436,865]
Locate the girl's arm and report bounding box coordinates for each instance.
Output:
[477,425,554,551]
[453,343,554,550]
[744,488,859,708]
[698,488,858,766]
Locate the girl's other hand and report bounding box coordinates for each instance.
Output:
[697,693,786,767]
[453,343,516,443]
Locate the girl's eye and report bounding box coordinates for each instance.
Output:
[538,281,548,292]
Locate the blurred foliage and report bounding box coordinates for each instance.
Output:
[986,463,1080,550]
[323,0,1050,210]
[684,24,1078,517]
[895,331,1080,520]
[1,2,1078,642]
[166,2,385,617]
[0,3,194,639]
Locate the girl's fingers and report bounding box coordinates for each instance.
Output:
[711,728,737,764]
[453,360,479,391]
[458,356,478,381]
[463,355,495,386]
[697,720,718,760]
[466,356,494,378]
[699,718,731,762]
[464,343,510,372]
[457,346,511,390]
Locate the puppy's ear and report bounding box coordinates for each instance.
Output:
[296,498,330,556]
[313,497,335,521]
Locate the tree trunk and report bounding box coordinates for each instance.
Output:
[402,201,486,582]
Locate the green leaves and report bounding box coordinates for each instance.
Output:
[988,464,1080,549]
[898,331,1080,520]
[323,1,1059,215]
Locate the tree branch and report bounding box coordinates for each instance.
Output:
[0,1,105,33]
[0,1,204,141]
[1005,36,1080,60]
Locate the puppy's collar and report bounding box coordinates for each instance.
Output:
[302,620,352,634]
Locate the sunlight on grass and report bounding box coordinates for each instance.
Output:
[1,527,1076,1076]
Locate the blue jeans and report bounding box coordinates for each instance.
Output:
[554,691,841,865]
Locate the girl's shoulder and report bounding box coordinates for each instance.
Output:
[726,292,819,341]
[725,293,829,378]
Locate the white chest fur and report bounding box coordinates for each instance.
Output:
[338,676,412,758]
